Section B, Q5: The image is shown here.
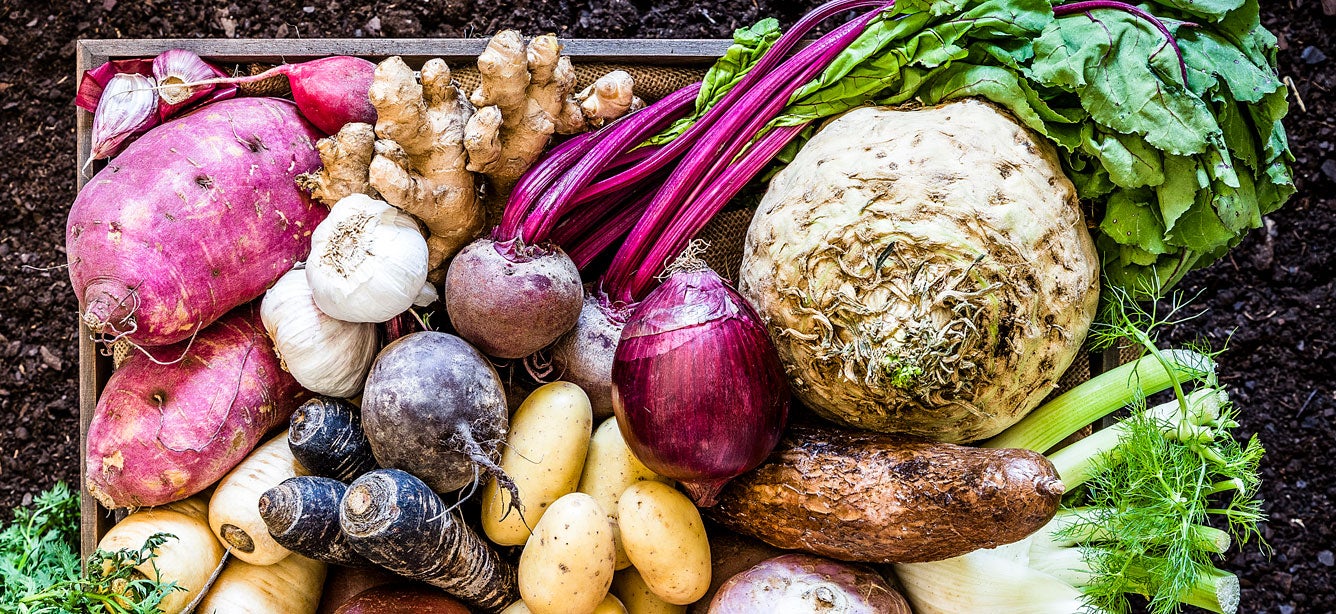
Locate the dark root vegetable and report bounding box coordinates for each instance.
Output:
[360,332,518,500]
[260,476,372,568]
[709,554,911,614]
[288,397,378,482]
[341,469,519,612]
[551,287,628,419]
[334,584,472,614]
[612,257,790,506]
[444,238,584,359]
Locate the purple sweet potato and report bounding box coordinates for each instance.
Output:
[86,306,308,509]
[67,97,326,347]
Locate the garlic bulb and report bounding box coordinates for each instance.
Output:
[306,194,438,323]
[262,267,378,398]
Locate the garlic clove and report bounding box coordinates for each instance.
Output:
[76,58,154,113]
[414,282,439,307]
[90,73,159,160]
[152,49,235,119]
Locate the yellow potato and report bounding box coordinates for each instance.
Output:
[618,482,711,605]
[613,567,687,614]
[577,417,670,569]
[483,382,594,546]
[519,492,618,614]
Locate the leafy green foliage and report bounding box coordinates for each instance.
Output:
[1061,292,1265,613]
[646,18,782,146]
[0,483,182,614]
[1,483,81,611]
[706,0,1292,298]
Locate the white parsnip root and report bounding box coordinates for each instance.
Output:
[297,31,641,278]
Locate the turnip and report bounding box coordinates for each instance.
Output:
[549,288,624,419]
[709,554,911,614]
[68,97,326,347]
[85,306,307,509]
[739,100,1100,443]
[360,331,515,494]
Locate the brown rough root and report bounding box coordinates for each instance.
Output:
[298,122,376,204]
[369,56,483,275]
[738,99,1100,443]
[465,31,564,191]
[707,423,1065,564]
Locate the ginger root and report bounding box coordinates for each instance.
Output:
[367,57,482,274]
[297,31,643,278]
[296,122,375,203]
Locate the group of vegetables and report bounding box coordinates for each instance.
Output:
[61,0,1289,612]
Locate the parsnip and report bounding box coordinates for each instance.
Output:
[209,433,307,565]
[96,496,224,614]
[196,553,327,614]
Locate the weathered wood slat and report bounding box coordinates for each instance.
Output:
[79,38,732,64]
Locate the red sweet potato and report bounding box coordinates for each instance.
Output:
[86,305,307,509]
[67,97,325,347]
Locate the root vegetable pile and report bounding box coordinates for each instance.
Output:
[66,2,1286,613]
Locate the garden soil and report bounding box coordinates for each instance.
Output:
[0,0,1331,611]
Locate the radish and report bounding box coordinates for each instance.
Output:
[68,97,326,348]
[261,476,373,568]
[709,554,911,613]
[184,56,377,135]
[287,397,378,482]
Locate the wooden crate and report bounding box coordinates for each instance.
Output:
[73,38,1125,560]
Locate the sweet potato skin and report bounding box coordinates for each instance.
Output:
[86,306,307,509]
[68,97,325,346]
[707,423,1064,564]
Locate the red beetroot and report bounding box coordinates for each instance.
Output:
[68,97,325,347]
[444,238,584,359]
[85,306,307,509]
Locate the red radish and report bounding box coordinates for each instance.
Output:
[68,97,326,347]
[85,306,307,509]
[183,56,377,134]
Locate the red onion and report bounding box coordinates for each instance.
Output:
[611,261,789,506]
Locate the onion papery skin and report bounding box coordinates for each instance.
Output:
[611,267,789,506]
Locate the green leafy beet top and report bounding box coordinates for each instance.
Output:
[674,0,1292,298]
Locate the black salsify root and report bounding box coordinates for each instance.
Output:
[450,423,527,529]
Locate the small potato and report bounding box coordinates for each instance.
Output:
[578,418,670,569]
[618,482,711,605]
[484,382,594,546]
[613,568,686,614]
[519,492,617,614]
[505,594,627,614]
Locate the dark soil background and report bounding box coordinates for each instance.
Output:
[0,0,1330,612]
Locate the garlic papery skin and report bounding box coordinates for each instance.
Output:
[91,73,158,160]
[262,266,378,398]
[306,193,435,323]
[152,48,224,115]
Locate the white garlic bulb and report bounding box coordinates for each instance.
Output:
[262,267,378,397]
[306,194,438,323]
